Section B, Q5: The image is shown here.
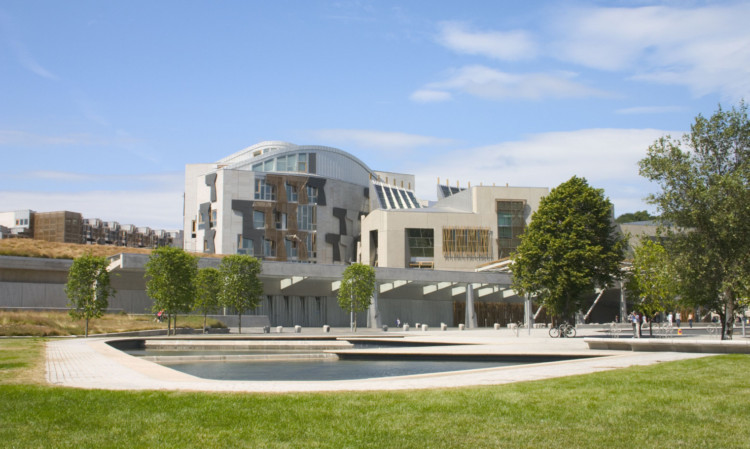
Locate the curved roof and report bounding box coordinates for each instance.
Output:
[218,141,371,173]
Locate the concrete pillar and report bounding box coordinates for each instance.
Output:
[465,283,477,329]
[620,280,627,323]
[524,296,533,335]
[367,283,382,329]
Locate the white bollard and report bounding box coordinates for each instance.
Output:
[403,324,410,331]
[459,324,465,331]
[276,326,283,333]
[441,323,447,331]
[422,324,429,331]
[494,323,501,330]
[323,325,330,333]
[294,325,301,333]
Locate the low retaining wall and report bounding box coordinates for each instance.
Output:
[584,337,750,354]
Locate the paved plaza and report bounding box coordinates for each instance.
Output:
[43,326,735,393]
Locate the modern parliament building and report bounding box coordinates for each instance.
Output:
[181,141,563,329]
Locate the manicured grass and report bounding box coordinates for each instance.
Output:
[0,311,226,337]
[1,338,749,448]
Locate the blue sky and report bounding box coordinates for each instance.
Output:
[2,0,749,230]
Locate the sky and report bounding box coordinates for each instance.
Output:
[2,0,749,230]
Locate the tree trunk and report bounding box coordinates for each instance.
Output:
[203,314,207,334]
[238,313,242,334]
[85,317,89,338]
[167,314,172,336]
[174,314,177,336]
[724,291,734,340]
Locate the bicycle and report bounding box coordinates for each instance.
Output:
[658,322,674,338]
[549,322,576,338]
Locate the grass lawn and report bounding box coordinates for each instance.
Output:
[2,338,749,449]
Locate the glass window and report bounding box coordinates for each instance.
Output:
[407,228,434,258]
[263,239,276,257]
[255,179,276,201]
[285,239,298,259]
[297,205,316,231]
[286,183,298,202]
[276,156,287,172]
[306,185,318,204]
[237,235,253,255]
[497,200,526,258]
[305,233,316,260]
[275,212,287,230]
[298,153,307,172]
[252,163,263,172]
[253,211,265,229]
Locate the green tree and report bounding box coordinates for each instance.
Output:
[337,263,376,332]
[511,176,626,323]
[194,267,222,334]
[218,254,263,334]
[144,246,197,335]
[639,102,750,339]
[65,254,115,337]
[615,210,657,224]
[624,238,678,336]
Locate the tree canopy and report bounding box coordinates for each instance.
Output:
[65,254,114,337]
[144,246,198,335]
[615,210,658,224]
[639,102,750,339]
[337,263,376,332]
[218,254,263,334]
[624,238,678,335]
[194,267,222,334]
[511,176,626,321]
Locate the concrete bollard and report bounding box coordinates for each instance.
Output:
[416,323,421,329]
[276,326,283,333]
[494,323,501,330]
[459,323,465,331]
[422,324,429,331]
[263,326,270,334]
[441,323,447,331]
[382,325,388,332]
[323,325,330,333]
[294,325,301,333]
[403,324,410,331]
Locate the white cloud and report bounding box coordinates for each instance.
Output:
[0,130,105,146]
[437,21,537,61]
[615,106,685,115]
[309,129,456,151]
[415,65,611,101]
[551,4,750,100]
[410,89,452,103]
[407,128,679,214]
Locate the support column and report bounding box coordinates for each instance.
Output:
[524,295,533,335]
[367,283,381,329]
[620,280,627,323]
[465,283,477,329]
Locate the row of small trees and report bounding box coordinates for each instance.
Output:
[66,245,376,336]
[144,247,263,334]
[511,103,749,340]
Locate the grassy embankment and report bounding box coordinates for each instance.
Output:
[0,310,226,337]
[1,337,749,448]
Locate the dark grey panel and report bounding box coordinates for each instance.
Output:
[332,207,347,235]
[205,173,217,202]
[204,228,216,253]
[325,233,341,262]
[198,202,210,230]
[231,200,264,254]
[306,177,327,206]
[308,152,316,174]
